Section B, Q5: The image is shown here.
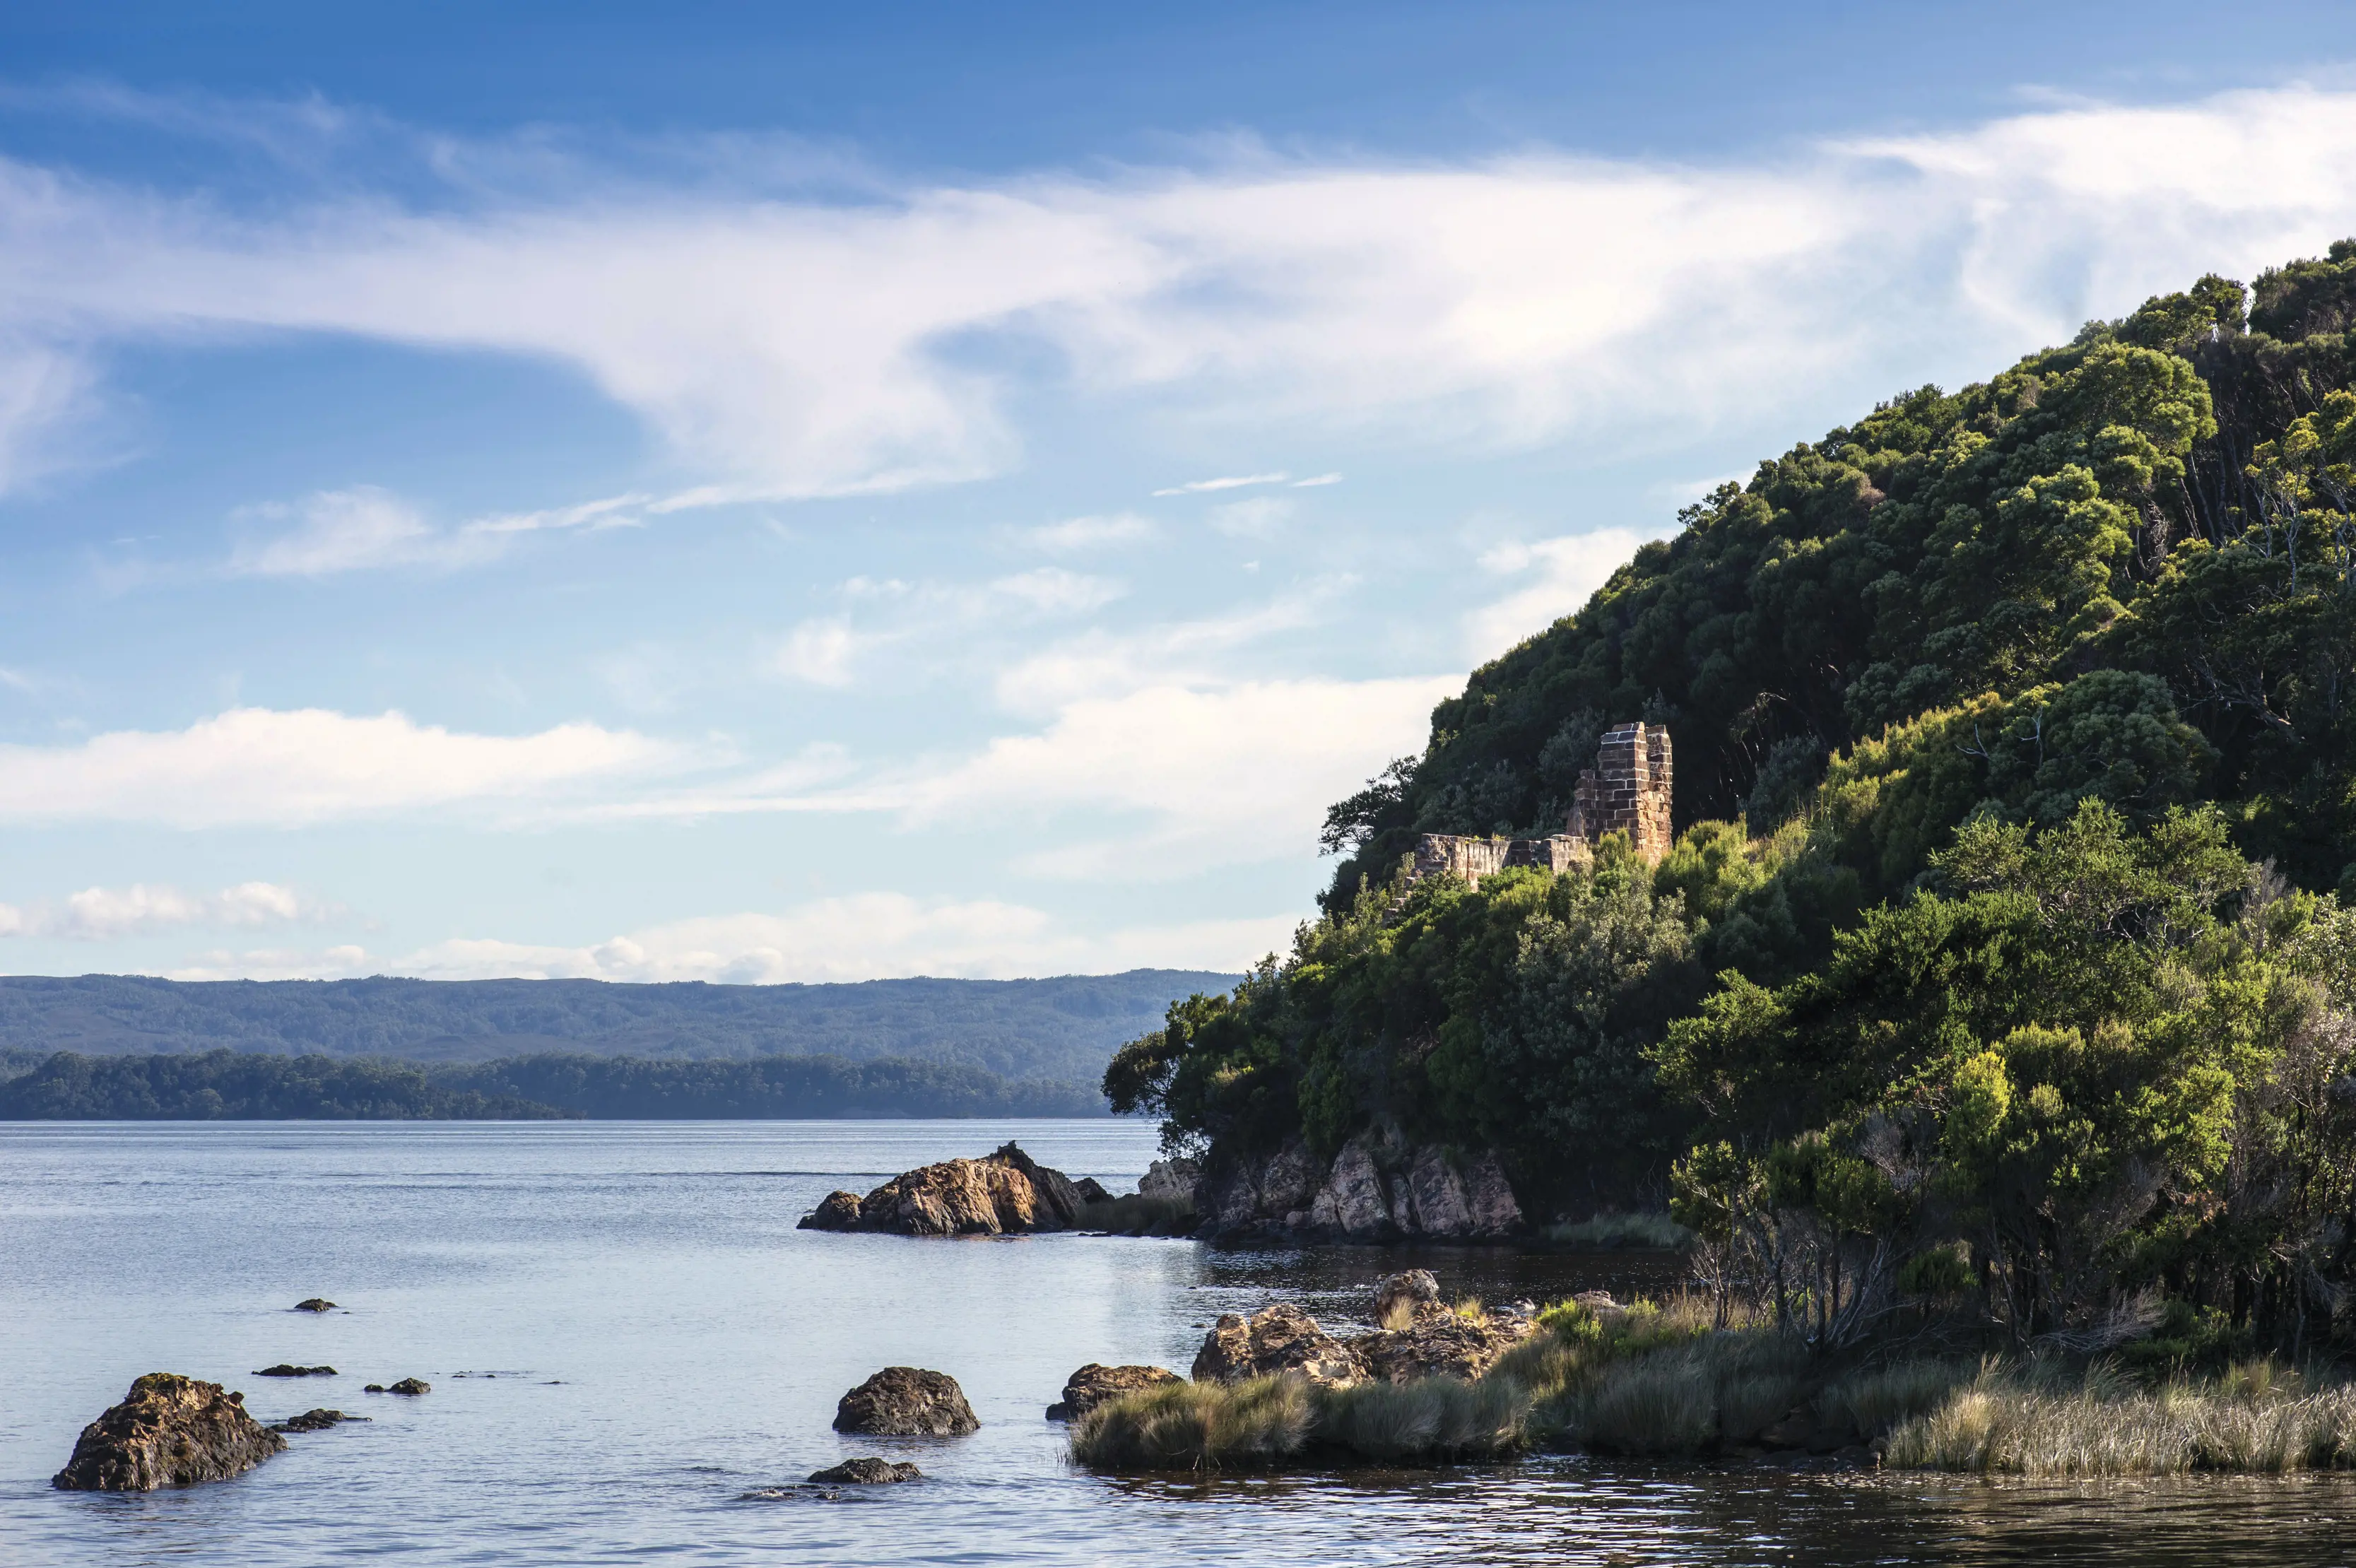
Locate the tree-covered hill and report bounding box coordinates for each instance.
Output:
[1324,246,2356,907]
[0,1049,1108,1119]
[0,969,1235,1083]
[1114,243,2356,1354]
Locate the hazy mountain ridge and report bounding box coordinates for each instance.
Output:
[0,970,1237,1083]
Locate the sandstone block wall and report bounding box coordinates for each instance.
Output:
[1401,721,1672,903]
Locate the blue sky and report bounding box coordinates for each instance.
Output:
[3,1,2356,983]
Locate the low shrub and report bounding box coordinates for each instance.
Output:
[1543,1213,1696,1251]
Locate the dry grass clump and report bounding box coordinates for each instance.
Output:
[1885,1359,2356,1474]
[1312,1376,1529,1462]
[1815,1359,1974,1437]
[1068,1375,1313,1469]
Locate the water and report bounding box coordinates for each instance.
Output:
[4,1121,2355,1565]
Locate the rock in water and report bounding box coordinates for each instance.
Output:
[52,1374,285,1491]
[1045,1363,1182,1420]
[1072,1176,1112,1204]
[808,1457,923,1484]
[832,1367,979,1435]
[252,1364,336,1377]
[797,1143,1090,1236]
[1136,1157,1201,1204]
[293,1298,336,1312]
[1191,1304,1364,1386]
[365,1379,430,1396]
[799,1190,863,1230]
[270,1409,364,1433]
[1372,1270,1442,1326]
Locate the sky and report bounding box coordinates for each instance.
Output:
[5,1,2356,985]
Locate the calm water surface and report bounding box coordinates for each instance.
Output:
[3,1120,2354,1565]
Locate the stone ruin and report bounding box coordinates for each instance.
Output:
[1398,721,1672,902]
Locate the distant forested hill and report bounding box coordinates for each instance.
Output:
[0,1049,1109,1120]
[0,971,1237,1083]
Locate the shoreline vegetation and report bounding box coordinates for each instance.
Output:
[1072,1292,2356,1476]
[0,1049,1108,1120]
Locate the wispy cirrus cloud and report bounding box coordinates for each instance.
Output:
[8,83,2356,504]
[1464,526,1671,662]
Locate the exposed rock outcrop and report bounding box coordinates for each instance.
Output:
[1201,1127,1523,1242]
[1374,1269,1441,1326]
[293,1298,336,1312]
[1045,1363,1182,1420]
[1191,1303,1364,1386]
[832,1367,979,1436]
[252,1364,336,1377]
[271,1408,363,1433]
[1352,1307,1533,1384]
[809,1457,923,1484]
[52,1374,285,1491]
[799,1143,1089,1236]
[1136,1157,1201,1203]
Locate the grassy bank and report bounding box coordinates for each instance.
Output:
[1070,1292,2356,1475]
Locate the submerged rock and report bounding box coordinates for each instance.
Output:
[270,1408,364,1433]
[1191,1303,1363,1387]
[364,1379,430,1396]
[252,1364,336,1377]
[808,1457,923,1484]
[832,1367,979,1436]
[52,1374,285,1491]
[293,1298,336,1313]
[1045,1363,1182,1420]
[797,1143,1089,1237]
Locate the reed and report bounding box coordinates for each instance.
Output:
[1884,1360,2356,1474]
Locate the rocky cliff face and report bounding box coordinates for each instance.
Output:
[1195,1126,1522,1242]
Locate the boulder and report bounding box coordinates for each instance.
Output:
[799,1191,864,1231]
[798,1144,1089,1236]
[808,1457,923,1484]
[1073,1177,1112,1204]
[1461,1150,1524,1236]
[364,1379,430,1396]
[252,1364,336,1377]
[1373,1269,1441,1327]
[1351,1311,1533,1384]
[52,1374,285,1491]
[1572,1290,1627,1327]
[1191,1303,1364,1386]
[1044,1363,1182,1420]
[293,1298,336,1312]
[1136,1157,1201,1204]
[832,1367,979,1436]
[271,1409,363,1433]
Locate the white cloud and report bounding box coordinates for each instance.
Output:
[1153,473,1289,496]
[165,897,1292,982]
[0,880,329,939]
[773,617,861,687]
[1018,512,1156,551]
[1292,473,1343,488]
[902,676,1456,877]
[1465,526,1665,661]
[0,707,678,826]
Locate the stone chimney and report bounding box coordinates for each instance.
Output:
[1566,721,1673,863]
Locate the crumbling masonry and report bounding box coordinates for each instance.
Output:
[1400,721,1673,902]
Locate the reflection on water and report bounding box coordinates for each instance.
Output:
[2,1120,2353,1566]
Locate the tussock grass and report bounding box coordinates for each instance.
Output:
[1885,1359,2356,1475]
[1068,1373,1523,1470]
[1068,1376,1313,1469]
[1543,1212,1696,1250]
[1817,1359,1974,1437]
